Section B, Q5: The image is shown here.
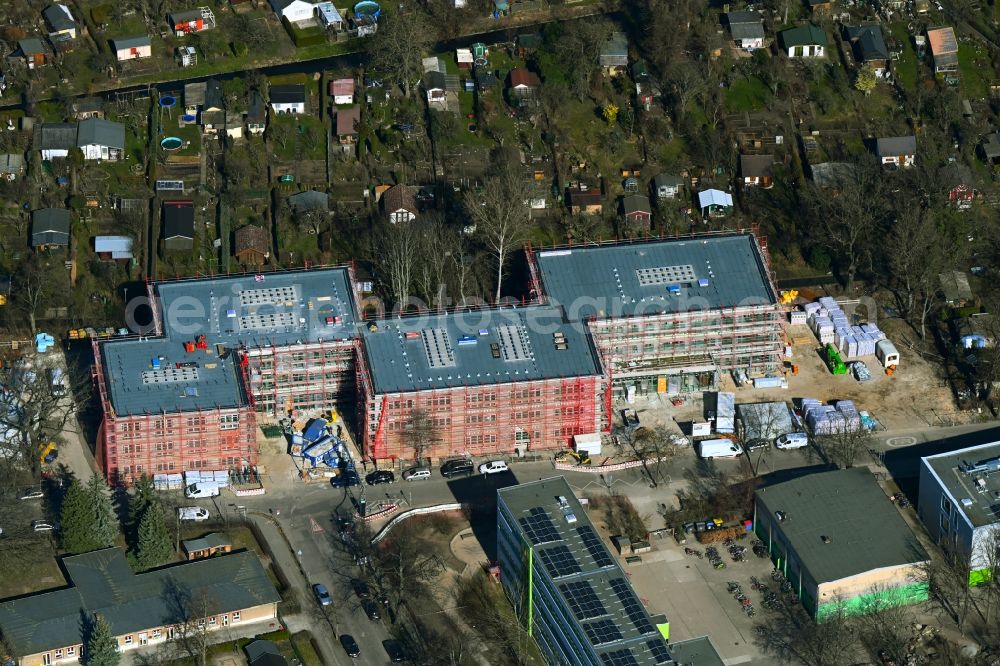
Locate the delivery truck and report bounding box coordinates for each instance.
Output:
[697,439,742,459]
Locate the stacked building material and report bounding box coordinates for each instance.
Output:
[802,398,864,434]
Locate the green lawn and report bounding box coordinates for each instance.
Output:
[889,22,918,92]
[958,42,991,98]
[725,77,771,113]
[159,114,202,158]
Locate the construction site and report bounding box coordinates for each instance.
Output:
[92,231,791,483]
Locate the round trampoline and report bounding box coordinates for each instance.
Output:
[180,113,196,123]
[159,95,177,108]
[160,137,183,151]
[354,0,381,19]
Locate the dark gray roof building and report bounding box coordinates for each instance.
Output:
[31,208,71,246]
[40,123,77,151]
[77,118,125,149]
[755,468,929,585]
[269,84,305,104]
[43,4,76,32]
[843,24,889,62]
[18,38,46,56]
[112,35,151,50]
[876,135,917,157]
[0,548,279,658]
[532,233,776,319]
[725,11,765,40]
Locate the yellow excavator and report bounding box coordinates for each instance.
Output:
[555,449,592,465]
[39,441,58,465]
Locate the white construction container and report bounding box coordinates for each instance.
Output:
[876,339,900,368]
[574,433,602,456]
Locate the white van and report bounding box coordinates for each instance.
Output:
[697,439,742,459]
[184,482,220,499]
[775,432,809,450]
[178,507,210,521]
[479,460,509,475]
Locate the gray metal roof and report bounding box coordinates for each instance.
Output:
[737,401,795,443]
[667,637,726,666]
[922,441,1000,529]
[740,154,774,178]
[182,532,231,553]
[726,11,764,40]
[498,478,680,666]
[112,34,150,49]
[755,468,929,584]
[101,268,358,415]
[844,24,889,61]
[0,153,23,173]
[43,4,75,31]
[94,235,133,259]
[0,548,279,657]
[31,208,71,246]
[876,136,917,157]
[361,305,602,395]
[533,234,776,320]
[40,123,77,150]
[77,118,125,149]
[18,38,45,55]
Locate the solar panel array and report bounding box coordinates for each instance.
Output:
[496,323,532,362]
[239,285,299,306]
[538,545,581,578]
[518,507,560,545]
[635,264,697,286]
[577,526,615,568]
[601,649,640,666]
[646,640,672,664]
[559,580,606,620]
[584,619,623,646]
[609,578,654,635]
[239,311,298,331]
[422,327,456,369]
[141,367,199,384]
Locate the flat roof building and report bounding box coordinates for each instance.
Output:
[919,441,1000,584]
[755,468,929,620]
[357,306,607,460]
[497,477,724,665]
[527,233,782,398]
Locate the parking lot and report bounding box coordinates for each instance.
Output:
[627,534,778,664]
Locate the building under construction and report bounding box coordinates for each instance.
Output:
[356,305,607,461]
[527,231,782,400]
[94,232,780,480]
[94,267,361,484]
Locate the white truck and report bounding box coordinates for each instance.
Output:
[697,439,742,459]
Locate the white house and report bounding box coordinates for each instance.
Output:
[875,136,916,169]
[269,84,305,114]
[725,11,765,51]
[112,35,151,61]
[43,4,77,40]
[270,0,316,23]
[779,25,827,58]
[330,78,354,105]
[78,118,125,161]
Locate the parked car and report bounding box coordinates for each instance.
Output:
[440,459,474,478]
[331,471,361,488]
[340,634,361,658]
[177,507,210,522]
[32,520,58,532]
[352,578,370,599]
[365,470,395,486]
[19,488,44,500]
[479,460,509,475]
[313,583,332,607]
[775,432,809,450]
[383,639,406,662]
[363,599,381,620]
[402,467,431,481]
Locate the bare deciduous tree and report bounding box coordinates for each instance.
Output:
[465,167,531,303]
[814,427,874,469]
[373,222,419,311]
[625,426,681,487]
[366,11,433,99]
[405,408,439,463]
[755,594,863,665]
